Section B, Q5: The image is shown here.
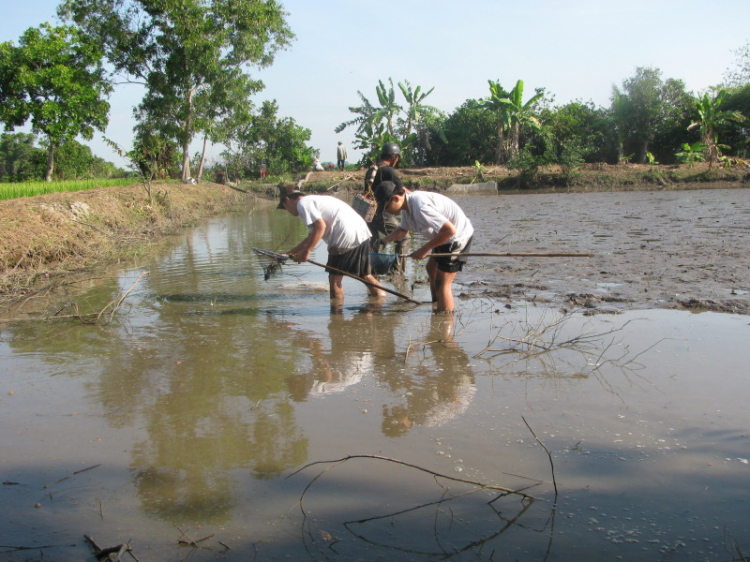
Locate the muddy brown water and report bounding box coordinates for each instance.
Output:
[1,189,748,561]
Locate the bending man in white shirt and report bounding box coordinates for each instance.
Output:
[374,181,473,312]
[277,186,386,301]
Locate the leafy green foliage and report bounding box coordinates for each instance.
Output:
[336,78,443,165]
[610,68,694,164]
[482,79,544,164]
[59,0,294,181]
[675,142,708,167]
[0,24,111,181]
[220,100,314,181]
[688,89,746,165]
[0,133,46,182]
[423,99,497,166]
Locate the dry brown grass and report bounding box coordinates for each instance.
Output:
[0,181,254,308]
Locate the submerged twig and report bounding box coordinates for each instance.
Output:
[522,416,558,496]
[288,454,535,499]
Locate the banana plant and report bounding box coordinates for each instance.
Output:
[675,142,707,167]
[688,90,745,166]
[483,79,543,164]
[398,80,444,139]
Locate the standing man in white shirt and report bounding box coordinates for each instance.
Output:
[336,141,348,171]
[374,181,474,312]
[277,186,386,301]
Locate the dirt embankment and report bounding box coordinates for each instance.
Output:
[1,163,748,314]
[0,181,251,309]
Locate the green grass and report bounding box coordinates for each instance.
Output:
[0,178,137,201]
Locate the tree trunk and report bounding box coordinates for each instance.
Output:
[196,134,208,181]
[636,141,649,164]
[495,123,505,165]
[45,144,56,183]
[181,88,195,182]
[510,123,520,160]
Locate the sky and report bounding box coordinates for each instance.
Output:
[2,0,750,169]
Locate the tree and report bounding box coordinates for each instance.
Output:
[0,133,46,181]
[719,84,750,158]
[688,89,746,165]
[424,99,497,166]
[724,40,750,87]
[482,80,512,163]
[0,24,111,181]
[336,78,442,164]
[610,67,688,164]
[221,100,313,180]
[59,0,294,182]
[482,79,544,164]
[540,100,615,166]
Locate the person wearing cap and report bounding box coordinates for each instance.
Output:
[364,143,410,266]
[373,181,473,312]
[277,186,386,301]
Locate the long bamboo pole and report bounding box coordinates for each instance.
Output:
[306,259,423,305]
[402,252,594,258]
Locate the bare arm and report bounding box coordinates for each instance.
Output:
[288,219,326,262]
[381,227,410,245]
[411,221,456,260]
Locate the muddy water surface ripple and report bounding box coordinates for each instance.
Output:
[0,188,748,562]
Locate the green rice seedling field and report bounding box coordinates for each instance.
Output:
[0,178,136,201]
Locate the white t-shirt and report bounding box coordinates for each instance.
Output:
[296,195,372,251]
[399,191,474,245]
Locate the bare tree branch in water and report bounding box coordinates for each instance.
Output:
[1,272,147,326]
[286,454,543,559]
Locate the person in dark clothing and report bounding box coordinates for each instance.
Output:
[365,143,410,265]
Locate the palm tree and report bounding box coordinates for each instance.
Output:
[688,90,745,166]
[398,80,444,138]
[504,80,544,159]
[482,80,512,164]
[483,79,543,164]
[336,78,442,161]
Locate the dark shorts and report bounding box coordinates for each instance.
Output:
[432,237,473,273]
[327,239,372,278]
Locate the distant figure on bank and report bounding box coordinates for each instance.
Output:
[336,141,348,171]
[313,158,324,171]
[277,185,386,301]
[374,181,473,312]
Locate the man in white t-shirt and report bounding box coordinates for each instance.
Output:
[374,181,474,312]
[277,186,385,300]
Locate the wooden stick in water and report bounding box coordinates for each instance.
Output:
[306,259,423,305]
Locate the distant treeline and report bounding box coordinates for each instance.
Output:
[0,133,129,183]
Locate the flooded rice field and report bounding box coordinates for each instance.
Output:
[1,189,749,562]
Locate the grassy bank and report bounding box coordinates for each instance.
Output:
[0,181,256,307]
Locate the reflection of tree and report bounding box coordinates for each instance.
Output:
[380,314,476,437]
[4,210,315,524]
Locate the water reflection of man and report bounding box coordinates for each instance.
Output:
[381,313,476,437]
[284,306,399,401]
[277,185,386,302]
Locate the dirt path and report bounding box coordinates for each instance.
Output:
[458,188,750,314]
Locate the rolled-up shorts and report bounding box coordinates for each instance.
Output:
[327,239,372,278]
[432,237,473,273]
